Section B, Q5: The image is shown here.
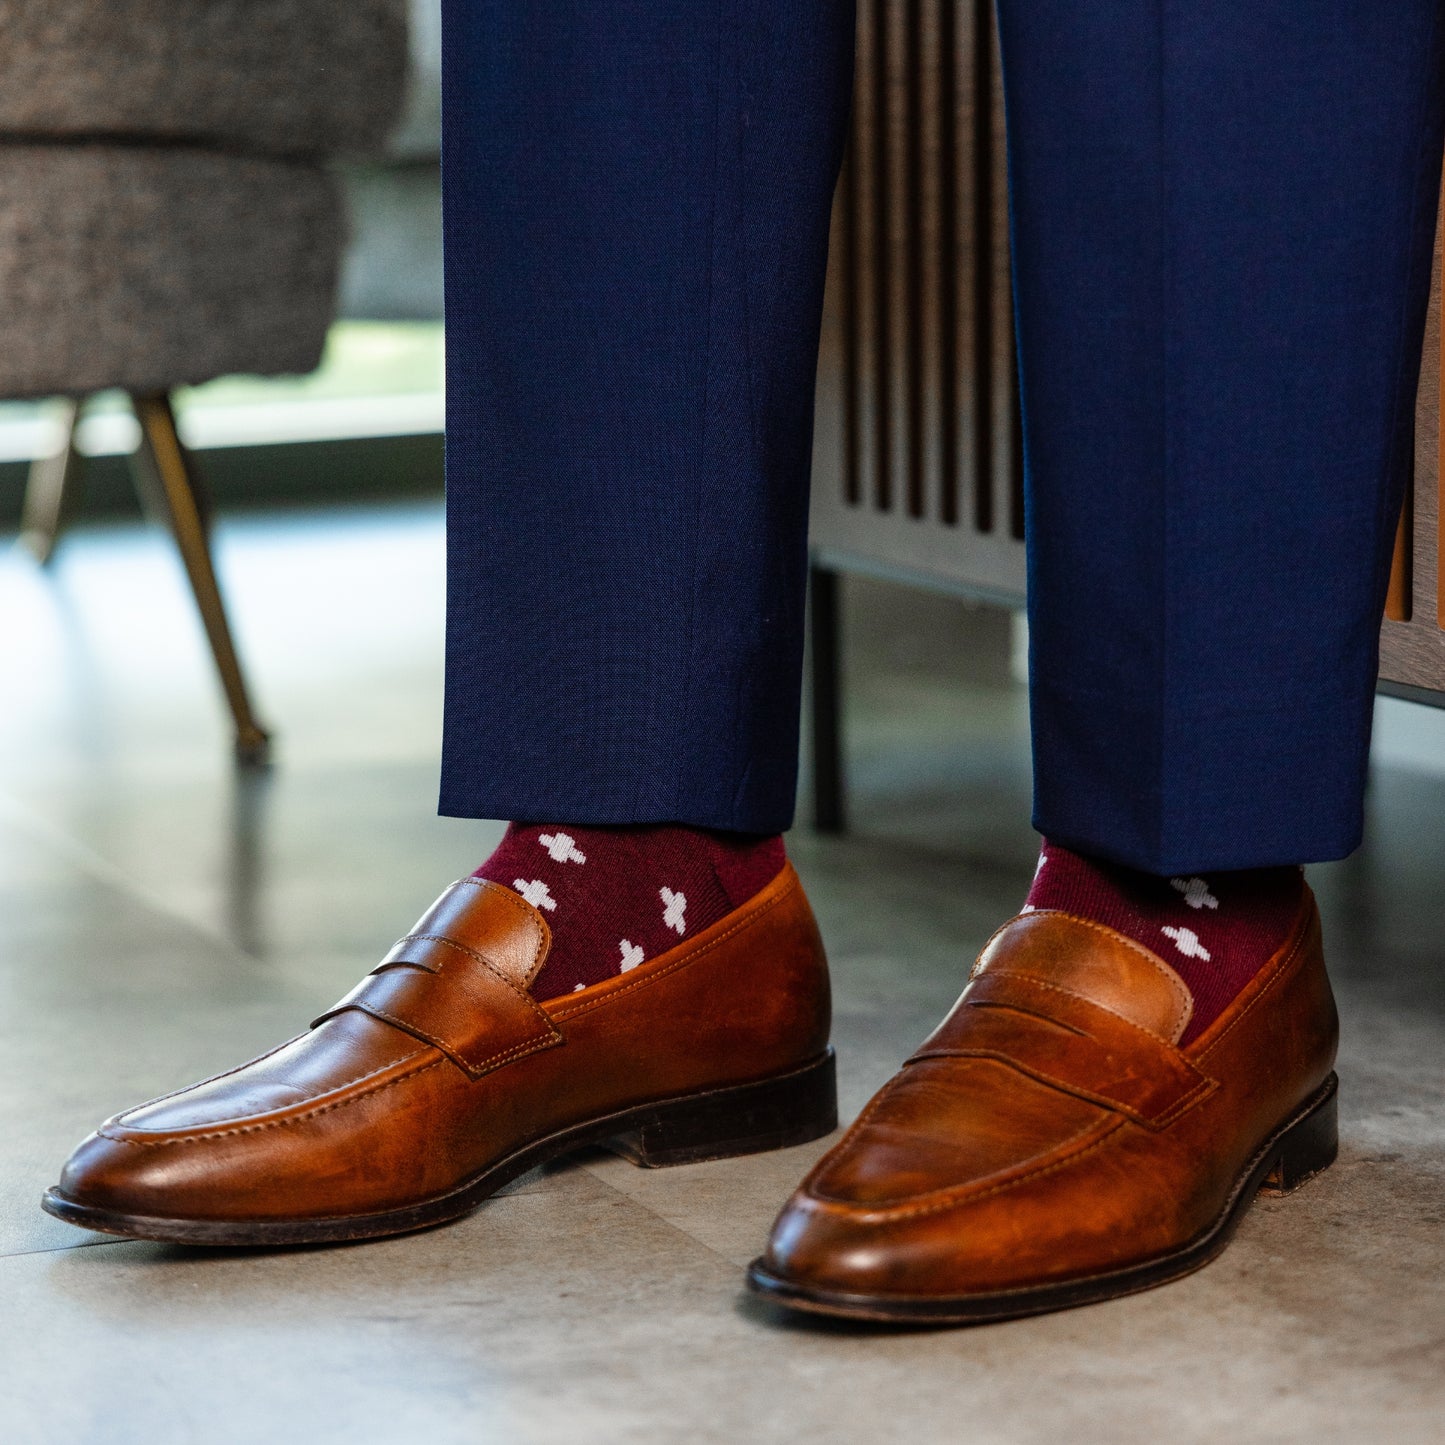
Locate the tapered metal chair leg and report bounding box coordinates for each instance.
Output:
[130,391,272,766]
[18,397,86,565]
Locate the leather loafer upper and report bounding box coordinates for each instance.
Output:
[759,893,1338,1306]
[53,864,832,1234]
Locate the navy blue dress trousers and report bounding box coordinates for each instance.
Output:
[439,2,1445,875]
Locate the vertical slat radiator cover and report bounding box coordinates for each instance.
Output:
[810,0,1025,607]
[1379,182,1445,695]
[813,6,1444,706]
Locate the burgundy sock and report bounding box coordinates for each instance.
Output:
[475,824,786,1000]
[1023,841,1303,1043]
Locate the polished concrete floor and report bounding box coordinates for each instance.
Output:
[0,503,1441,1443]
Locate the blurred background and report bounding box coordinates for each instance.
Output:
[0,0,443,528]
[0,4,1439,1441]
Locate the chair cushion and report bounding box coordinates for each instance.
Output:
[0,0,407,157]
[0,145,341,397]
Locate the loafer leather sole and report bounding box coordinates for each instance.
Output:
[44,1049,836,1247]
[747,1069,1336,1324]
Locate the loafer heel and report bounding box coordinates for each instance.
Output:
[605,1049,837,1168]
[1260,1073,1338,1195]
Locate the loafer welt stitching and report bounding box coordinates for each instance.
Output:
[96,1055,447,1148]
[108,1045,431,1133]
[550,868,798,1022]
[803,1115,1127,1220]
[109,1032,309,1126]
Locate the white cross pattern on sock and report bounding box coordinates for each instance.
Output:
[1161,925,1211,961]
[1170,876,1219,910]
[539,831,587,864]
[513,878,557,912]
[619,939,644,972]
[660,887,687,934]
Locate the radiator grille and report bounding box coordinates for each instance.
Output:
[840,0,1020,536]
[813,5,1442,700]
[811,0,1027,605]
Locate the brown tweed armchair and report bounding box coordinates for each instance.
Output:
[0,0,408,761]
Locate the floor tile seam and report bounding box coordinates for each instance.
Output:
[572,1159,756,1271]
[0,789,260,967]
[0,1237,127,1261]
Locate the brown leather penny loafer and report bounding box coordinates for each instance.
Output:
[749,891,1338,1323]
[45,863,836,1246]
